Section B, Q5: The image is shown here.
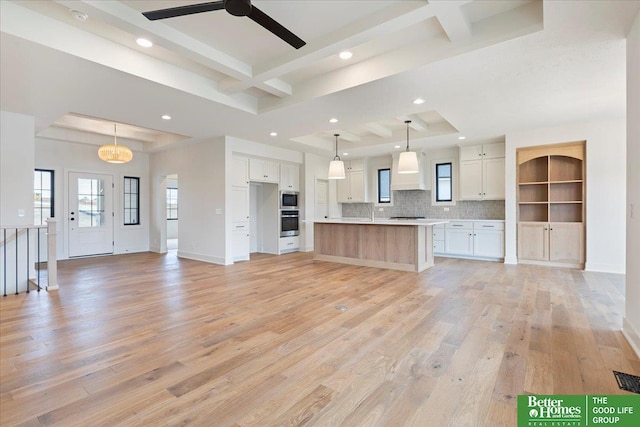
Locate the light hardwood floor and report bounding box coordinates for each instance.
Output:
[1,252,638,426]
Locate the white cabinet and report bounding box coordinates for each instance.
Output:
[232,157,249,188]
[280,164,300,191]
[441,220,504,259]
[433,224,445,253]
[444,222,474,255]
[231,187,250,223]
[518,222,584,265]
[232,225,250,261]
[279,236,299,254]
[337,159,369,203]
[459,142,505,200]
[473,222,505,259]
[249,158,279,183]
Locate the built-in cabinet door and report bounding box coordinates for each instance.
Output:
[459,145,483,162]
[518,223,548,261]
[349,170,366,202]
[549,223,584,263]
[483,157,505,199]
[232,157,249,188]
[483,143,505,159]
[337,176,350,203]
[264,161,279,182]
[249,159,279,183]
[280,164,300,191]
[474,229,504,258]
[459,160,483,200]
[231,187,250,223]
[445,229,474,255]
[232,227,250,261]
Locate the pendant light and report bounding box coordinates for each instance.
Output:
[397,120,419,174]
[98,123,133,164]
[328,134,346,179]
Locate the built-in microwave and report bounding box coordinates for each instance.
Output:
[281,191,299,209]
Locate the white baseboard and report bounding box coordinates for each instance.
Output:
[504,255,518,265]
[622,318,640,359]
[177,251,228,265]
[149,245,166,253]
[585,262,625,274]
[301,246,314,253]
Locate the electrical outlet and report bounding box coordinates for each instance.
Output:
[215,208,222,215]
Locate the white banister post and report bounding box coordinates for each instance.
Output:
[46,219,58,291]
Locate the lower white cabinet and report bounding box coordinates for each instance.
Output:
[232,223,250,261]
[279,236,299,254]
[435,220,504,260]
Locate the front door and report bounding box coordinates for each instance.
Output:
[68,172,114,257]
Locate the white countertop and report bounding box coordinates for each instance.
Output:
[313,218,449,226]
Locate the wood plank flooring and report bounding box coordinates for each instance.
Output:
[1,252,638,426]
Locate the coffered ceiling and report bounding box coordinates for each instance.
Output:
[1,0,638,157]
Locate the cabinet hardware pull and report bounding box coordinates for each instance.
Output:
[482,225,494,228]
[453,224,463,227]
[237,225,245,228]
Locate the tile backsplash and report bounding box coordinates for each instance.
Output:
[342,190,505,220]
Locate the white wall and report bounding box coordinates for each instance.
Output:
[505,118,626,273]
[150,137,228,264]
[35,138,150,258]
[1,111,35,226]
[624,11,640,357]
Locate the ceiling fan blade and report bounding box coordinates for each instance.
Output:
[247,6,306,49]
[142,1,225,21]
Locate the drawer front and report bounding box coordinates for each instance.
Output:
[433,228,445,240]
[474,221,504,230]
[281,236,300,250]
[445,221,473,230]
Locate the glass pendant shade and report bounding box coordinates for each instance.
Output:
[328,134,346,179]
[328,159,346,179]
[398,120,418,173]
[99,124,133,164]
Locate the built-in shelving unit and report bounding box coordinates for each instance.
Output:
[517,143,584,223]
[517,141,585,268]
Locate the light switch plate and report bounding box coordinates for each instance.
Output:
[215,208,222,215]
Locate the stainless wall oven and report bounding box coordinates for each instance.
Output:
[280,209,299,237]
[281,191,299,209]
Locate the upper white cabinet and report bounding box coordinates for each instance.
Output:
[337,159,369,203]
[232,157,249,188]
[280,164,300,192]
[391,152,426,191]
[249,158,279,183]
[459,142,505,200]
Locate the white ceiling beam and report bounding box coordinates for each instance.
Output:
[1,1,257,114]
[362,122,393,138]
[396,116,429,132]
[55,0,291,97]
[222,1,436,95]
[331,131,361,143]
[429,0,472,42]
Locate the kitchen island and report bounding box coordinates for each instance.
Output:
[314,219,448,272]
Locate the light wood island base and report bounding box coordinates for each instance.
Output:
[314,221,437,272]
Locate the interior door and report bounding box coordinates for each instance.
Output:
[68,172,114,257]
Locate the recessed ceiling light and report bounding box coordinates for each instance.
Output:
[270,132,278,137]
[136,38,153,48]
[161,114,171,120]
[329,118,338,123]
[458,136,466,140]
[339,51,353,60]
[413,98,425,105]
[394,145,401,149]
[342,152,349,156]
[70,9,88,21]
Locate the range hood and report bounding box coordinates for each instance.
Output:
[391,151,427,191]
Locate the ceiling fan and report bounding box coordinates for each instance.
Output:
[142,0,306,49]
